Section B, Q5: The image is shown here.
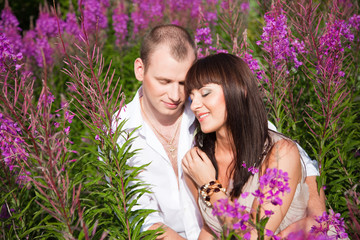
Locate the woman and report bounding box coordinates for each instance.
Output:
[182,53,308,239]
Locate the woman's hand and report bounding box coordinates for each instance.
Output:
[182,147,216,187]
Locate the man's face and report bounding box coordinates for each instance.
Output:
[135,44,196,120]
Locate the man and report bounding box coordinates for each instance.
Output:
[118,24,325,239]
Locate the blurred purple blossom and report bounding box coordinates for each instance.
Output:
[81,0,108,33]
[349,14,360,31]
[34,37,54,68]
[195,27,212,44]
[0,33,23,72]
[22,30,37,60]
[0,7,23,54]
[36,12,61,38]
[131,0,163,35]
[113,2,129,46]
[131,10,147,35]
[240,2,250,13]
[0,113,28,169]
[63,12,81,39]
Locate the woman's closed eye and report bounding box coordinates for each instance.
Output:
[201,89,211,97]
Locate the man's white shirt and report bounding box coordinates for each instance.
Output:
[117,87,319,239]
[117,87,202,239]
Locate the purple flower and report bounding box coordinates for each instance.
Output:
[264,210,274,217]
[36,12,61,38]
[317,18,355,79]
[205,12,217,23]
[81,0,108,33]
[257,11,304,70]
[241,192,249,199]
[243,52,265,82]
[34,37,54,68]
[310,210,348,239]
[0,7,23,54]
[240,2,250,13]
[195,27,212,44]
[0,113,29,184]
[253,168,290,206]
[0,33,23,72]
[243,232,251,240]
[95,134,100,140]
[213,198,252,232]
[22,30,37,60]
[38,91,55,108]
[113,2,129,46]
[63,12,81,39]
[65,111,75,123]
[248,166,259,174]
[54,122,60,128]
[242,161,247,168]
[64,126,70,135]
[349,14,360,31]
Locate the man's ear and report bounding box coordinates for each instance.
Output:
[134,58,145,82]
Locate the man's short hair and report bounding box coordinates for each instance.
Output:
[140,24,197,70]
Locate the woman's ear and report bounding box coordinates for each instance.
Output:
[134,58,145,82]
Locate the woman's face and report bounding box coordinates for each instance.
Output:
[189,83,227,135]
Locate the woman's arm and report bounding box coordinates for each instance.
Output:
[198,224,215,240]
[252,139,302,237]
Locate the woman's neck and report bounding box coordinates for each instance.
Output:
[215,129,234,165]
[215,129,233,154]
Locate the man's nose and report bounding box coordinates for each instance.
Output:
[168,83,181,102]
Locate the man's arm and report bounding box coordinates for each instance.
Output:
[306,176,326,217]
[277,176,326,238]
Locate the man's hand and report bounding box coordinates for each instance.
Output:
[149,223,186,240]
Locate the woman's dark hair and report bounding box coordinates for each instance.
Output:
[185,53,272,199]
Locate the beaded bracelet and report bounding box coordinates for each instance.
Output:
[200,180,227,207]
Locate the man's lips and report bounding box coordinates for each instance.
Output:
[163,101,180,109]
